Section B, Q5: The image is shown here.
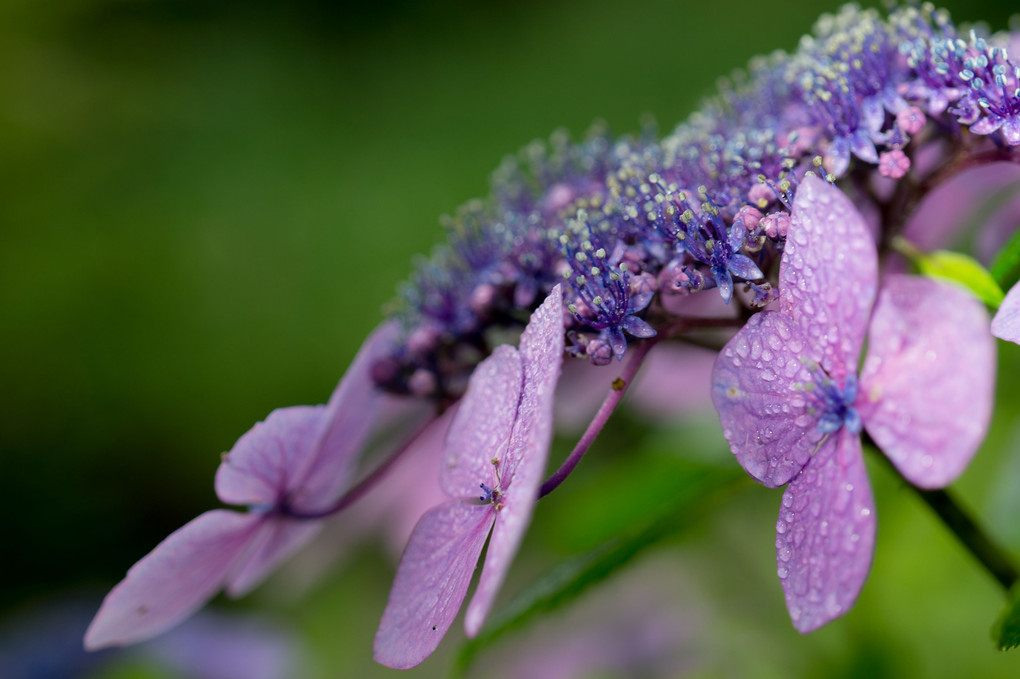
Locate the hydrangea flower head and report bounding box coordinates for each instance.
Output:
[374,285,564,669]
[711,176,995,632]
[84,323,398,649]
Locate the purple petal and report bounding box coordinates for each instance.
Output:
[626,290,655,314]
[215,406,328,508]
[776,429,876,633]
[606,326,627,361]
[993,281,1020,343]
[465,285,563,636]
[860,96,885,132]
[727,253,764,281]
[214,322,399,512]
[970,116,1003,135]
[900,162,1020,254]
[850,130,879,164]
[858,275,995,488]
[1003,116,1020,146]
[224,519,322,597]
[621,315,656,339]
[629,344,715,419]
[781,176,877,385]
[440,345,523,499]
[711,312,825,487]
[84,511,261,650]
[291,321,400,509]
[976,190,1020,263]
[824,137,850,177]
[715,268,734,304]
[347,409,454,557]
[146,612,301,679]
[374,502,495,669]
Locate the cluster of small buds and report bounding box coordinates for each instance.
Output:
[560,216,656,364]
[659,187,765,303]
[378,2,1020,400]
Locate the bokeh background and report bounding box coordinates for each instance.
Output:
[2,0,1019,677]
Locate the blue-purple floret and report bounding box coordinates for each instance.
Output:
[560,219,656,363]
[377,4,1020,398]
[659,187,764,303]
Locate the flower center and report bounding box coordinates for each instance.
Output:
[809,370,862,435]
[478,483,501,504]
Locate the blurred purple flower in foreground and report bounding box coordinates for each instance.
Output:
[2,599,303,679]
[993,282,1020,343]
[712,176,995,632]
[374,286,563,669]
[85,323,398,649]
[474,554,700,679]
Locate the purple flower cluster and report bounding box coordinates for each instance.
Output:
[86,3,1020,670]
[377,5,1017,396]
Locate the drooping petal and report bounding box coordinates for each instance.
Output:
[215,406,328,508]
[351,409,455,557]
[84,511,262,650]
[621,314,656,339]
[714,267,734,304]
[213,322,400,512]
[629,344,716,419]
[291,321,401,510]
[712,312,826,487]
[465,286,564,636]
[776,429,876,633]
[900,162,1020,255]
[440,345,523,499]
[992,281,1020,343]
[374,502,495,670]
[781,176,877,385]
[224,519,322,597]
[857,275,995,488]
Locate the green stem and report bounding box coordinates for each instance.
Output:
[911,486,1018,591]
[868,443,1019,591]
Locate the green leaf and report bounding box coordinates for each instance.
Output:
[990,226,1020,292]
[915,249,1005,307]
[993,586,1020,650]
[451,465,743,676]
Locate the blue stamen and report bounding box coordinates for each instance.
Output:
[805,369,862,435]
[479,483,500,504]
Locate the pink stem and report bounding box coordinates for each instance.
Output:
[282,414,438,520]
[539,338,657,498]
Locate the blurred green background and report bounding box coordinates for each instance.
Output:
[2,0,1019,677]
